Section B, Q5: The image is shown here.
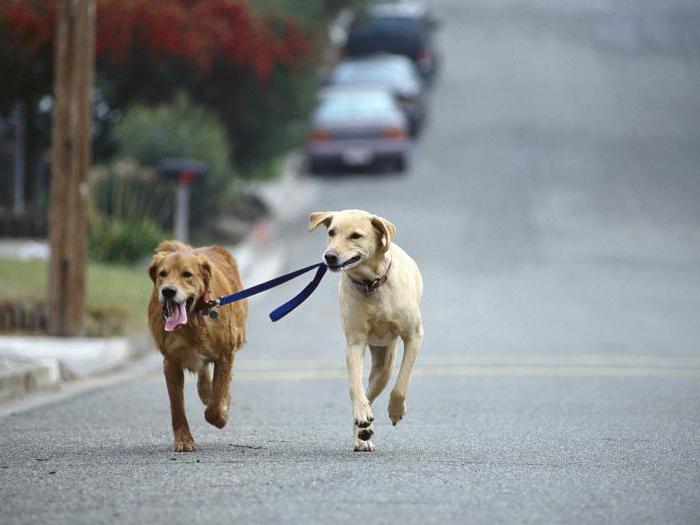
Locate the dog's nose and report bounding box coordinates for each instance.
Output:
[324,251,339,265]
[161,286,177,299]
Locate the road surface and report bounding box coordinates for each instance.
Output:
[2,0,700,523]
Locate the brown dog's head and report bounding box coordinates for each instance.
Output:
[308,209,395,272]
[148,241,211,331]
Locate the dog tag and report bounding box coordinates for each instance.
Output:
[209,310,218,320]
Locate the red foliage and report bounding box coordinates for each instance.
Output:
[0,1,55,67]
[0,0,311,81]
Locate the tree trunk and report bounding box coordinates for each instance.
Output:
[47,0,95,336]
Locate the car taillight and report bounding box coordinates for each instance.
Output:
[309,130,331,142]
[382,127,405,140]
[416,48,430,63]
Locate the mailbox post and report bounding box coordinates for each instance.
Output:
[158,159,207,243]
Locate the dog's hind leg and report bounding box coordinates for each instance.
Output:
[197,364,212,406]
[367,342,396,404]
[389,325,423,426]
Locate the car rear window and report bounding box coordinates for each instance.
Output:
[331,59,418,88]
[345,18,427,57]
[315,91,395,120]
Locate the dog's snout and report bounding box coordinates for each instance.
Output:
[161,286,177,299]
[324,251,339,265]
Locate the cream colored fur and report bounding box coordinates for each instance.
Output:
[309,209,423,452]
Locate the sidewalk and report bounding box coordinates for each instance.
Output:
[0,153,317,403]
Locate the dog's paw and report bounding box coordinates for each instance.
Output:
[353,439,375,452]
[353,400,374,428]
[204,406,228,429]
[173,433,196,452]
[388,392,406,426]
[356,426,374,442]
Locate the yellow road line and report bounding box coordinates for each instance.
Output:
[232,365,700,381]
[238,354,700,370]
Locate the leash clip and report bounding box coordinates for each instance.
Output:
[197,292,220,325]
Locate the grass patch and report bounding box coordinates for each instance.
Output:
[0,257,151,334]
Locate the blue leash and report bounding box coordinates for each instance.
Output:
[201,262,328,322]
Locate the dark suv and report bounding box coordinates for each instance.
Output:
[343,3,440,83]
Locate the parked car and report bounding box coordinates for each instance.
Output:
[327,54,426,136]
[367,1,439,27]
[306,86,410,173]
[343,2,440,83]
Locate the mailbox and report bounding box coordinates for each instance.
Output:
[157,159,207,184]
[157,159,208,243]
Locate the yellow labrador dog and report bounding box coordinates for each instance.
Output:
[309,209,423,451]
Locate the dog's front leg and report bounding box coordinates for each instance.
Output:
[389,326,423,426]
[346,340,374,451]
[205,354,233,429]
[163,358,195,452]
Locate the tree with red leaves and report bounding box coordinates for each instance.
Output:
[0,0,316,171]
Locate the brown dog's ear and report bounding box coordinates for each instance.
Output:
[308,211,334,231]
[197,255,212,288]
[154,240,188,255]
[371,216,396,253]
[148,253,165,282]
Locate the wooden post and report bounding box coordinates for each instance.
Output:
[47,0,95,336]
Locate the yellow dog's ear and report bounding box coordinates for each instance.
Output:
[371,216,396,253]
[148,253,165,282]
[308,211,334,231]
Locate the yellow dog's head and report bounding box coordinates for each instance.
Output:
[308,209,395,272]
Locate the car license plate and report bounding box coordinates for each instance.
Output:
[342,148,372,166]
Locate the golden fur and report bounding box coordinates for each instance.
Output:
[148,240,247,452]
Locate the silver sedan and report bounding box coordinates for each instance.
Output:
[306,86,411,173]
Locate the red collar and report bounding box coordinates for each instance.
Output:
[348,259,392,294]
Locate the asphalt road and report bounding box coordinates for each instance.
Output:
[2,1,700,523]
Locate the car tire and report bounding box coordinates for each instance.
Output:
[390,154,407,173]
[308,157,328,175]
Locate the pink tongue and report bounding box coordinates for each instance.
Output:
[164,302,188,332]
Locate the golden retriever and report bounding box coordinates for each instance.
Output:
[148,240,247,452]
[309,209,423,451]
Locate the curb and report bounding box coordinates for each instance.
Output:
[0,355,61,403]
[0,333,151,402]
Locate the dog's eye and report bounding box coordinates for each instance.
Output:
[350,232,363,240]
[328,229,336,237]
[158,270,167,278]
[182,271,193,278]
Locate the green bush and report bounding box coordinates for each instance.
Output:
[90,159,173,225]
[88,159,170,264]
[110,93,236,230]
[89,217,164,265]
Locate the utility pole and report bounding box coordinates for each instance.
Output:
[47,0,95,336]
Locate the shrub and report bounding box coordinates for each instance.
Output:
[88,217,164,265]
[88,159,169,264]
[110,93,236,231]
